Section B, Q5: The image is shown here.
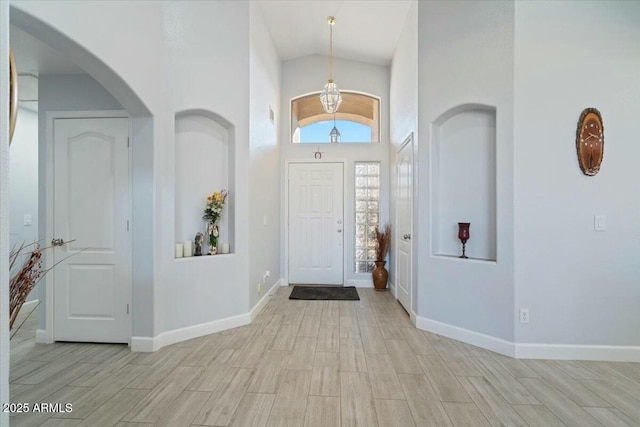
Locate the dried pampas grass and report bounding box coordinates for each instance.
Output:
[9,240,76,331]
[374,223,391,262]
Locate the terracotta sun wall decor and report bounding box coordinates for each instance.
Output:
[576,107,604,176]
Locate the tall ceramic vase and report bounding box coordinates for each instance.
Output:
[372,261,388,291]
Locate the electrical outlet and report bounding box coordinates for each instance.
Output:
[519,308,530,324]
[257,282,262,293]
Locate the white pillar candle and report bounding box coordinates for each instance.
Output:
[175,243,184,258]
[183,240,193,257]
[221,243,230,254]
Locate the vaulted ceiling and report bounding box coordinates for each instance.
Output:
[258,0,413,66]
[9,0,412,108]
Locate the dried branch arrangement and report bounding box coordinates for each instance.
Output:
[9,240,76,330]
[374,223,391,262]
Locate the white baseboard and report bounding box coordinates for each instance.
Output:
[132,279,284,352]
[388,281,396,293]
[417,316,515,357]
[346,278,373,288]
[515,343,640,362]
[250,279,280,321]
[416,316,640,362]
[130,336,156,352]
[132,312,250,352]
[21,299,39,313]
[35,329,50,344]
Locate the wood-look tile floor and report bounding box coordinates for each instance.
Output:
[8,287,640,426]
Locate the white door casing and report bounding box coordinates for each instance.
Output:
[288,163,344,285]
[396,135,413,313]
[53,117,131,343]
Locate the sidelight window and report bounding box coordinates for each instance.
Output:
[354,162,380,273]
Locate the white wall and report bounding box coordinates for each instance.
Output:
[280,55,390,287]
[14,0,164,339]
[9,108,39,302]
[514,1,640,347]
[13,1,255,343]
[249,3,281,307]
[163,0,250,332]
[389,0,418,311]
[417,0,515,341]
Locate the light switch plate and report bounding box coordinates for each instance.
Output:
[23,214,32,226]
[594,215,606,231]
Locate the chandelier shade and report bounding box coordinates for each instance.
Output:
[320,16,342,114]
[320,80,343,114]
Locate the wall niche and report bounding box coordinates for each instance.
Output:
[431,104,497,261]
[175,110,235,254]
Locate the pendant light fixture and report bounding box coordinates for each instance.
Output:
[330,114,341,143]
[320,16,342,114]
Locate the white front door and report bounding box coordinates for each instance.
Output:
[396,136,413,313]
[53,117,131,343]
[288,163,344,285]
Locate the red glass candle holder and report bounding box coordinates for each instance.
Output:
[458,222,470,259]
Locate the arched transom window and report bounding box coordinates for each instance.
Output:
[291,91,380,143]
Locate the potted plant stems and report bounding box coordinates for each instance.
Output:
[372,223,391,291]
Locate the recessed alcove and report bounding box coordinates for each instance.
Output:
[175,110,235,256]
[431,104,497,261]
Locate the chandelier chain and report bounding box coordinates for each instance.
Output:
[329,19,333,81]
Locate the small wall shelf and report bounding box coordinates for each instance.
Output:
[174,109,235,252]
[431,104,497,262]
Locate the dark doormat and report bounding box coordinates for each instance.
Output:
[289,286,360,301]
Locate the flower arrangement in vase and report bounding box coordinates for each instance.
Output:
[372,223,391,291]
[203,189,228,255]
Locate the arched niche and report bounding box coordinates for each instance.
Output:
[431,104,497,261]
[174,109,235,253]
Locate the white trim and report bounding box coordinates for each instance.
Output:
[20,299,39,313]
[416,316,515,357]
[132,313,250,352]
[35,329,51,344]
[250,279,281,321]
[515,343,640,362]
[132,279,283,353]
[388,280,396,293]
[417,316,640,362]
[346,278,373,288]
[45,111,132,345]
[130,336,156,352]
[409,310,416,325]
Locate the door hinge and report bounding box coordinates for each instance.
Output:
[126,304,130,315]
[127,220,129,231]
[127,137,130,147]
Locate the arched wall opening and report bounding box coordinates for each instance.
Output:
[9,5,156,339]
